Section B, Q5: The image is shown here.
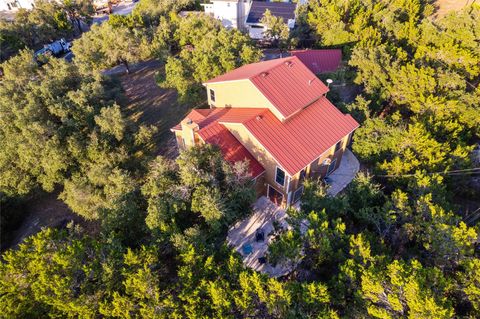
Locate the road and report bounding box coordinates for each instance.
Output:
[92,1,138,24]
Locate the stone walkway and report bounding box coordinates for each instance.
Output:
[327,149,360,196]
[227,150,360,277]
[227,197,293,277]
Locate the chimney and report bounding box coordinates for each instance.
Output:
[181,117,199,148]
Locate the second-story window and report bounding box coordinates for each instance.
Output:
[275,167,285,186]
[210,89,215,102]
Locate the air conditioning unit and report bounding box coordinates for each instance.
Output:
[322,158,331,166]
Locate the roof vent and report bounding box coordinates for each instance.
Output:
[309,78,315,85]
[186,118,193,125]
[256,115,263,121]
[261,72,268,78]
[285,61,293,67]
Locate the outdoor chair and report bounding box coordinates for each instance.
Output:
[255,229,265,242]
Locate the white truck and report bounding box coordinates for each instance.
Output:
[34,38,71,64]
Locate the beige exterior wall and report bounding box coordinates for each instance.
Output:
[222,122,291,204]
[288,133,352,203]
[174,129,202,151]
[174,131,185,151]
[205,80,285,121]
[175,121,354,207]
[253,173,266,198]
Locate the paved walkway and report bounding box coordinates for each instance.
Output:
[327,149,360,196]
[93,1,138,24]
[227,150,360,277]
[227,197,293,277]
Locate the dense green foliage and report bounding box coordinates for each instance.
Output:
[0,50,156,234]
[1,0,479,318]
[268,171,479,317]
[142,145,256,238]
[158,14,261,103]
[260,9,290,49]
[71,0,260,102]
[72,18,152,74]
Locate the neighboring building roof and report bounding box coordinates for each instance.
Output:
[246,1,296,24]
[205,56,329,119]
[290,49,342,74]
[198,122,265,178]
[172,98,359,177]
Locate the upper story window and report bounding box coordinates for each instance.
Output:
[334,140,342,153]
[210,89,215,102]
[275,167,285,186]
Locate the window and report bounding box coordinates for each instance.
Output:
[275,167,285,186]
[209,89,215,102]
[292,186,304,203]
[327,159,337,176]
[299,169,306,182]
[334,140,342,153]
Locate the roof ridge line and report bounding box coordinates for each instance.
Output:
[248,56,295,81]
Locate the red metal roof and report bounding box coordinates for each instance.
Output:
[290,49,342,74]
[173,98,359,177]
[205,56,329,120]
[198,123,265,178]
[243,97,359,175]
[171,109,211,131]
[204,58,289,84]
[170,108,264,131]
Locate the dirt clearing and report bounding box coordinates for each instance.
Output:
[434,0,474,18]
[2,192,99,251]
[117,60,193,158]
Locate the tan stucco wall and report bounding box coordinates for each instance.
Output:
[174,132,185,151]
[205,80,285,121]
[174,130,203,151]
[288,133,352,193]
[175,122,354,207]
[222,122,290,203]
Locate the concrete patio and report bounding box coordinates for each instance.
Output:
[227,196,293,277]
[227,149,360,277]
[326,149,360,196]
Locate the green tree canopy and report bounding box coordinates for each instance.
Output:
[158,14,261,103]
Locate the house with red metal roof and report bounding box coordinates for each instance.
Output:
[290,49,343,74]
[171,56,359,206]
